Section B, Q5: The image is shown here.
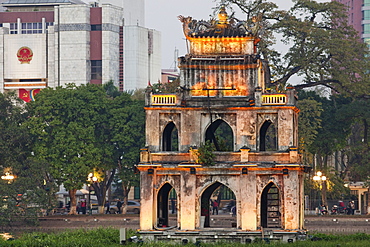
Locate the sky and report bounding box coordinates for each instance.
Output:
[145,0,328,69]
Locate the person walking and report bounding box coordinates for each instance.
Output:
[171,198,176,214]
[347,201,352,215]
[76,201,81,214]
[350,201,355,215]
[81,200,87,214]
[105,201,110,214]
[116,199,122,214]
[212,200,219,215]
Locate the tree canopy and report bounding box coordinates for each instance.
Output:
[25,84,115,214]
[0,92,53,223]
[221,0,370,99]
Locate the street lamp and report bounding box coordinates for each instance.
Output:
[313,171,328,213]
[87,173,97,215]
[1,172,15,184]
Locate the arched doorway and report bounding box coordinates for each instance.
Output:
[259,120,277,151]
[205,119,233,151]
[261,182,281,228]
[162,122,179,151]
[157,183,177,228]
[200,182,236,228]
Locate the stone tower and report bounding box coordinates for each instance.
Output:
[137,6,308,243]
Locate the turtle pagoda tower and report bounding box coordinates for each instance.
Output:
[137,6,309,243]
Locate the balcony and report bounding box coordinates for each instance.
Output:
[151,94,177,106]
[262,94,287,105]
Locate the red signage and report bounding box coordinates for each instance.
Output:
[17,46,33,64]
[19,89,41,102]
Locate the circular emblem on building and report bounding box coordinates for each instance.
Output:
[17,46,33,64]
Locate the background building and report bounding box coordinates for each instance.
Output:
[333,0,370,45]
[0,0,160,98]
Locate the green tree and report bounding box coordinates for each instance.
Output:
[197,141,216,166]
[109,92,145,212]
[26,84,115,214]
[0,92,53,225]
[297,91,323,165]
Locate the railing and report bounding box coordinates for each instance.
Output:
[262,94,287,105]
[151,94,177,105]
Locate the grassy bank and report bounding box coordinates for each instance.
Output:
[1,228,370,246]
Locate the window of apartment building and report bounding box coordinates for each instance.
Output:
[91,60,102,80]
[22,23,42,34]
[91,24,102,31]
[45,22,54,31]
[364,24,370,34]
[365,0,370,6]
[10,23,18,34]
[9,22,54,34]
[365,10,370,20]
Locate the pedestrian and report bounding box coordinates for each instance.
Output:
[105,201,110,214]
[116,199,122,214]
[81,200,87,214]
[320,204,327,215]
[66,201,71,212]
[347,201,352,215]
[350,201,355,215]
[171,198,176,214]
[231,205,236,217]
[212,200,218,215]
[76,201,81,214]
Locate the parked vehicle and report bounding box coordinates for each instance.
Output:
[109,200,140,214]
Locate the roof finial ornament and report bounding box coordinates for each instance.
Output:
[217,4,229,27]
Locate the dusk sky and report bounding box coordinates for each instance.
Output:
[145,0,329,69]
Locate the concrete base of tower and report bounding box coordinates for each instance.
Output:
[138,229,308,244]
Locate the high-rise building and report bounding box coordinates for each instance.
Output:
[332,0,370,45]
[0,0,160,100]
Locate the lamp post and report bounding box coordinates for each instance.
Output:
[87,173,97,215]
[313,171,327,210]
[1,172,15,184]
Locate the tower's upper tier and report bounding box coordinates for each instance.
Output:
[178,6,260,56]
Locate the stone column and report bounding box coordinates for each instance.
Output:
[289,146,299,163]
[240,147,250,162]
[254,87,262,107]
[180,171,197,230]
[139,169,155,230]
[240,170,257,230]
[283,170,300,229]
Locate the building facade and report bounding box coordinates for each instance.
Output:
[333,0,370,45]
[0,0,160,99]
[137,6,308,243]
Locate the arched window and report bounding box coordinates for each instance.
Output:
[261,182,281,228]
[205,119,233,151]
[162,122,179,151]
[259,120,277,151]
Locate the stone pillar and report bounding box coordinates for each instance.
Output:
[286,87,297,106]
[283,170,300,229]
[240,147,250,162]
[254,87,262,107]
[289,146,299,163]
[189,147,199,163]
[240,171,257,230]
[180,171,197,230]
[140,147,149,162]
[139,169,155,230]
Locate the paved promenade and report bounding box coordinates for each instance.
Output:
[2,214,370,235]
